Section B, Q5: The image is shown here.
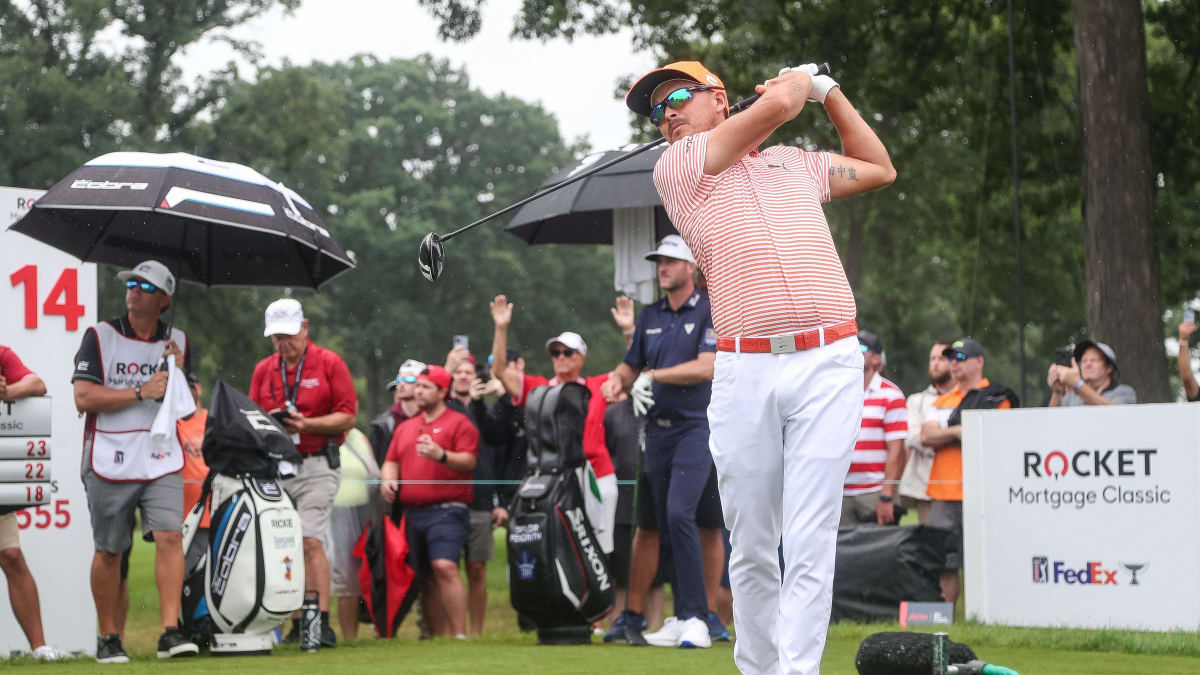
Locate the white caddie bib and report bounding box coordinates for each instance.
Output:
[86,322,188,481]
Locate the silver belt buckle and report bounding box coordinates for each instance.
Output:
[769,334,797,354]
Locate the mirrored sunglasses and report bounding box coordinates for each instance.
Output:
[649,85,724,126]
[395,375,418,384]
[859,344,870,353]
[548,348,577,358]
[124,279,162,293]
[950,352,971,361]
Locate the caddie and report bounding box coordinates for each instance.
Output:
[626,61,895,674]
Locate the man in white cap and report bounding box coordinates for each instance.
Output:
[1047,339,1137,406]
[601,235,726,648]
[489,297,619,552]
[249,298,357,647]
[72,259,197,662]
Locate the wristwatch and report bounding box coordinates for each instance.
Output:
[878,494,893,503]
[134,384,143,401]
[439,449,449,464]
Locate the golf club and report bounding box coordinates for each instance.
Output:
[418,63,832,282]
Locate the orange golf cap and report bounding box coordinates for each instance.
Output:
[625,61,727,117]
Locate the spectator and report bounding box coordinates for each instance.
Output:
[71,260,196,662]
[176,375,210,572]
[489,296,618,553]
[898,341,954,524]
[601,236,726,648]
[1179,321,1199,402]
[444,348,507,637]
[921,338,1013,604]
[841,331,907,527]
[1047,340,1136,406]
[380,366,479,638]
[478,350,528,514]
[0,345,61,660]
[369,360,426,467]
[329,427,381,641]
[249,298,357,648]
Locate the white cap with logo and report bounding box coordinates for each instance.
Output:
[386,359,428,389]
[644,234,696,264]
[116,260,176,295]
[263,298,304,337]
[545,331,588,356]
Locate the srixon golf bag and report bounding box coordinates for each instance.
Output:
[507,382,614,644]
[179,381,306,655]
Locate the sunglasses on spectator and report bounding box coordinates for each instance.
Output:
[548,348,577,358]
[649,85,725,126]
[950,352,971,361]
[125,279,162,293]
[395,375,418,384]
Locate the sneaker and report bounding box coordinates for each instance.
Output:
[96,634,129,664]
[283,622,300,644]
[644,616,686,647]
[156,627,199,659]
[622,611,649,646]
[602,612,628,643]
[320,622,338,648]
[33,645,65,660]
[705,611,731,642]
[678,616,711,649]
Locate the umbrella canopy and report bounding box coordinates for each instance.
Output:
[8,152,354,288]
[504,146,679,244]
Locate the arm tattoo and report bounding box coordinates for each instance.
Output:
[829,165,859,181]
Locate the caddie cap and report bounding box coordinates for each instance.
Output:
[626,61,727,117]
[117,260,176,296]
[644,234,696,264]
[263,298,304,337]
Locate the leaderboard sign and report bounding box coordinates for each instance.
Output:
[0,397,53,509]
[1,186,98,656]
[963,404,1200,632]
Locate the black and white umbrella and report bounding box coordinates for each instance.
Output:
[503,146,679,245]
[9,152,354,288]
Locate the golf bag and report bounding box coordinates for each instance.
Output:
[179,381,305,655]
[507,383,614,644]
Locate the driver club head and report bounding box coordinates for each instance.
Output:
[418,231,446,282]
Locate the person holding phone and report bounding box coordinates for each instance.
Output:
[1046,339,1137,407]
[1179,315,1199,402]
[249,298,357,647]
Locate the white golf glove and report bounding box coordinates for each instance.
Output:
[630,371,656,417]
[777,64,839,104]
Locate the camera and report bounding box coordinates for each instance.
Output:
[1054,345,1075,367]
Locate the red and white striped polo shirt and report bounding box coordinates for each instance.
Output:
[844,372,907,495]
[653,130,857,337]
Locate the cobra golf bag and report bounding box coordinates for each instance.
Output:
[179,382,306,655]
[507,383,614,644]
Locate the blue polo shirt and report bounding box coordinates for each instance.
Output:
[623,291,717,421]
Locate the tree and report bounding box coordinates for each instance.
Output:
[1072,0,1168,402]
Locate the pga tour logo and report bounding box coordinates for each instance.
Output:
[1032,556,1148,586]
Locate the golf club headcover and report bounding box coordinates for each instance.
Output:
[855,631,977,675]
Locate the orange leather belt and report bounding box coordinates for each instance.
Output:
[716,320,859,353]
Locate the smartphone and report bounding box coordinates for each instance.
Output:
[270,409,293,423]
[1185,309,1196,324]
[453,334,469,351]
[1054,345,1075,367]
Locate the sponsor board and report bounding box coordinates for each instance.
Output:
[963,404,1200,631]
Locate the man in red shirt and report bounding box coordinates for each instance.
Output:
[380,366,478,638]
[249,298,357,647]
[488,295,619,553]
[0,346,61,660]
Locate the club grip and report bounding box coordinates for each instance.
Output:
[729,62,833,114]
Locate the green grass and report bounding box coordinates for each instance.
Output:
[6,530,1200,673]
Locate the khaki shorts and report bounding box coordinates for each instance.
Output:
[0,512,18,550]
[465,509,494,563]
[84,469,184,553]
[329,502,374,596]
[282,456,341,541]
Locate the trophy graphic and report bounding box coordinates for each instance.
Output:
[1120,562,1148,586]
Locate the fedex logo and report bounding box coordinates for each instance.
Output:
[1031,556,1118,585]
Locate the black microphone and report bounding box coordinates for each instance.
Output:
[856,631,977,675]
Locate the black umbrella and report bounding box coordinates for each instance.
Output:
[8,151,354,288]
[503,146,679,245]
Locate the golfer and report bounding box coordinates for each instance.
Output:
[626,61,895,674]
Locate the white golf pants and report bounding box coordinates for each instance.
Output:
[708,336,864,675]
